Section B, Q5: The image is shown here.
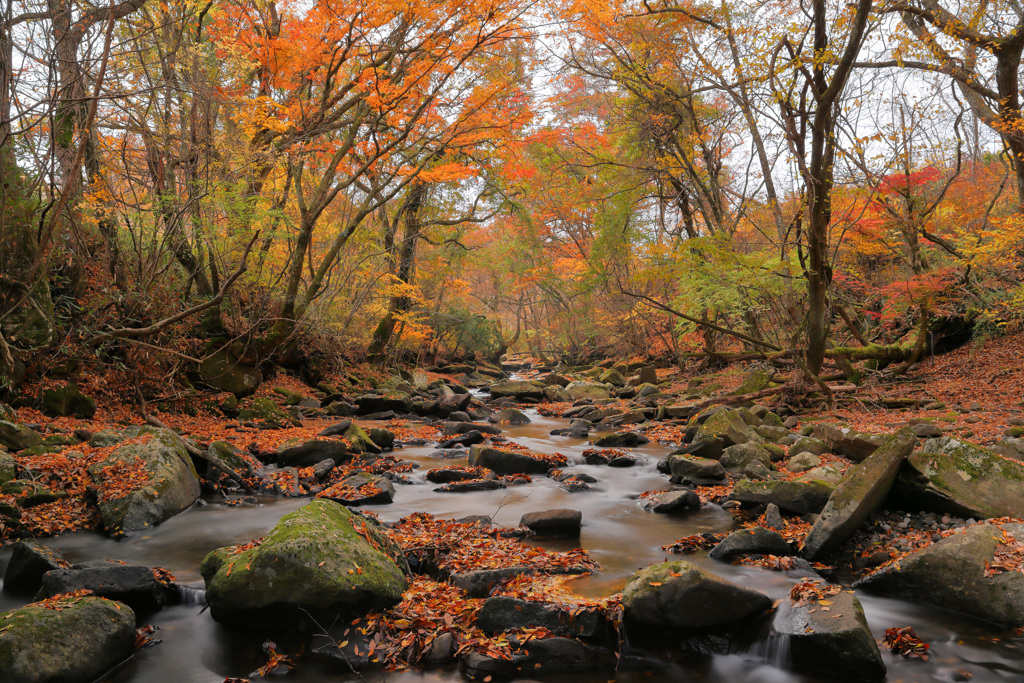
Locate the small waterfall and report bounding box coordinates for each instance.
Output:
[746,631,792,670]
[177,585,206,606]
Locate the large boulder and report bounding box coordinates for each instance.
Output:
[355,394,412,415]
[802,428,917,561]
[812,424,886,462]
[590,431,649,448]
[621,560,772,631]
[856,521,1024,627]
[489,408,532,425]
[728,479,834,514]
[0,421,42,452]
[895,436,1024,519]
[599,368,626,386]
[469,445,554,474]
[564,381,611,401]
[39,383,96,419]
[87,427,200,537]
[0,595,136,683]
[198,349,262,397]
[201,499,408,629]
[641,489,701,513]
[488,380,545,401]
[773,587,885,680]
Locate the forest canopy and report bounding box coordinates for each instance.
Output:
[1,0,1022,393]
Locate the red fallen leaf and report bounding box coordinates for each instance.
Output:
[649,582,663,587]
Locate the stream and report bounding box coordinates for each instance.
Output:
[2,407,1024,682]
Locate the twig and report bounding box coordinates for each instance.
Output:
[298,607,368,682]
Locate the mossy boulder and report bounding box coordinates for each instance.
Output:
[599,368,626,387]
[39,383,96,419]
[0,420,42,452]
[238,397,300,429]
[719,443,773,472]
[209,440,257,476]
[87,427,201,537]
[1,480,66,508]
[0,450,16,484]
[198,349,262,397]
[622,560,772,631]
[894,436,1024,519]
[772,588,884,680]
[667,455,726,481]
[732,369,773,395]
[856,522,1024,627]
[344,423,382,454]
[0,595,136,683]
[488,380,546,400]
[728,479,835,514]
[802,429,916,561]
[564,381,612,401]
[695,409,763,447]
[200,499,408,630]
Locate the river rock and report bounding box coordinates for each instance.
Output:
[436,392,473,417]
[0,420,42,452]
[443,421,502,436]
[520,637,617,674]
[87,426,200,537]
[856,521,1024,626]
[469,445,553,474]
[668,455,725,481]
[622,560,772,631]
[37,560,178,614]
[641,489,701,513]
[0,450,15,484]
[276,438,351,468]
[0,595,136,683]
[321,472,396,505]
[895,436,1024,519]
[719,442,773,471]
[436,430,485,449]
[39,383,96,419]
[599,368,626,386]
[772,588,885,680]
[728,479,834,514]
[590,431,649,447]
[786,452,821,473]
[802,428,916,561]
[489,408,531,425]
[672,437,725,460]
[521,509,582,535]
[318,419,352,437]
[201,499,408,629]
[695,409,763,447]
[477,596,606,637]
[238,397,300,428]
[790,435,829,456]
[488,380,545,401]
[708,526,791,560]
[993,437,1024,460]
[798,465,844,486]
[542,385,572,402]
[343,423,382,454]
[434,479,505,492]
[564,381,612,401]
[356,394,412,415]
[812,424,887,462]
[3,540,68,593]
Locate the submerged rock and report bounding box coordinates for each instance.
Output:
[201,499,408,629]
[856,521,1024,627]
[87,427,201,537]
[0,595,136,683]
[621,560,772,631]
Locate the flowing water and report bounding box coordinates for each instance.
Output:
[2,407,1024,682]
